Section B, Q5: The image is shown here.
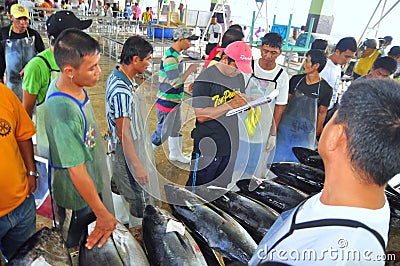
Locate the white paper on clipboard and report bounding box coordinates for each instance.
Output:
[226,90,280,117]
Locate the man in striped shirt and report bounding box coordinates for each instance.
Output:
[151,26,199,164]
[105,36,153,225]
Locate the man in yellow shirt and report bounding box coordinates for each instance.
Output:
[0,83,37,260]
[353,39,381,79]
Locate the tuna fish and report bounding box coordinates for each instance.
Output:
[113,223,150,266]
[164,184,257,264]
[292,147,324,170]
[79,221,149,266]
[194,186,279,243]
[386,185,400,219]
[8,227,71,266]
[142,205,207,266]
[236,179,307,213]
[270,162,325,194]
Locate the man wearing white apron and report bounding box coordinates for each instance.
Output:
[235,32,289,179]
[0,4,44,101]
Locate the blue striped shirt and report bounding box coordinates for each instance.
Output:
[105,67,138,145]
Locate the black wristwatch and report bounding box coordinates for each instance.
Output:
[27,171,39,179]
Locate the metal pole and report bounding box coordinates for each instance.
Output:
[375,0,387,38]
[284,13,292,48]
[265,0,268,32]
[357,0,383,45]
[249,11,256,47]
[372,0,400,28]
[305,17,314,49]
[184,4,187,24]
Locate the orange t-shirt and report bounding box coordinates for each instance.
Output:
[40,2,53,14]
[0,84,36,217]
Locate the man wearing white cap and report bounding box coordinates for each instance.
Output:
[22,11,92,158]
[0,4,44,101]
[151,26,199,164]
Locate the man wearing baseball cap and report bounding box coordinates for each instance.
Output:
[353,38,381,79]
[186,41,252,188]
[0,4,45,101]
[388,46,400,80]
[151,26,199,164]
[22,11,92,158]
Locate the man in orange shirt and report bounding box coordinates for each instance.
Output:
[40,0,53,16]
[0,83,37,261]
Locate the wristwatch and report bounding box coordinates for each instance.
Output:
[27,171,39,179]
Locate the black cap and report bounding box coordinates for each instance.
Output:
[46,11,92,39]
[389,46,400,56]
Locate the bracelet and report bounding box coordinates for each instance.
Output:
[27,171,39,179]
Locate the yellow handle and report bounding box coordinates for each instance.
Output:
[245,106,261,137]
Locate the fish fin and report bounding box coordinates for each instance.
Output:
[212,250,225,266]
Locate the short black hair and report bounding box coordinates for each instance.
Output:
[335,79,400,186]
[261,32,283,49]
[229,24,242,32]
[372,56,397,74]
[54,28,100,70]
[221,28,244,48]
[311,39,328,51]
[306,49,327,72]
[334,37,357,53]
[120,36,153,65]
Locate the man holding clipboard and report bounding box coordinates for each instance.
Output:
[186,41,252,189]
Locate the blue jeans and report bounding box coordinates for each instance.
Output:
[111,149,146,218]
[186,152,236,188]
[151,106,182,146]
[0,196,36,260]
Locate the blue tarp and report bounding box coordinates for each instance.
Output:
[270,24,301,45]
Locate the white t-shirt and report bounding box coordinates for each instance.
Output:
[21,0,35,13]
[78,3,86,16]
[106,8,113,17]
[253,59,289,105]
[208,23,222,44]
[249,192,390,266]
[320,58,342,110]
[238,60,289,143]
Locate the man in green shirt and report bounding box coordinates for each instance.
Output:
[22,11,92,158]
[44,28,116,250]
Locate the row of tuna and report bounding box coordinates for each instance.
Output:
[7,147,400,265]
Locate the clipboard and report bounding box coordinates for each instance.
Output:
[226,90,280,117]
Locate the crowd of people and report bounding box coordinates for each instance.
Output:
[0,4,399,265]
[9,0,153,22]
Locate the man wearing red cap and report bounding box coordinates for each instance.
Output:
[186,41,252,188]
